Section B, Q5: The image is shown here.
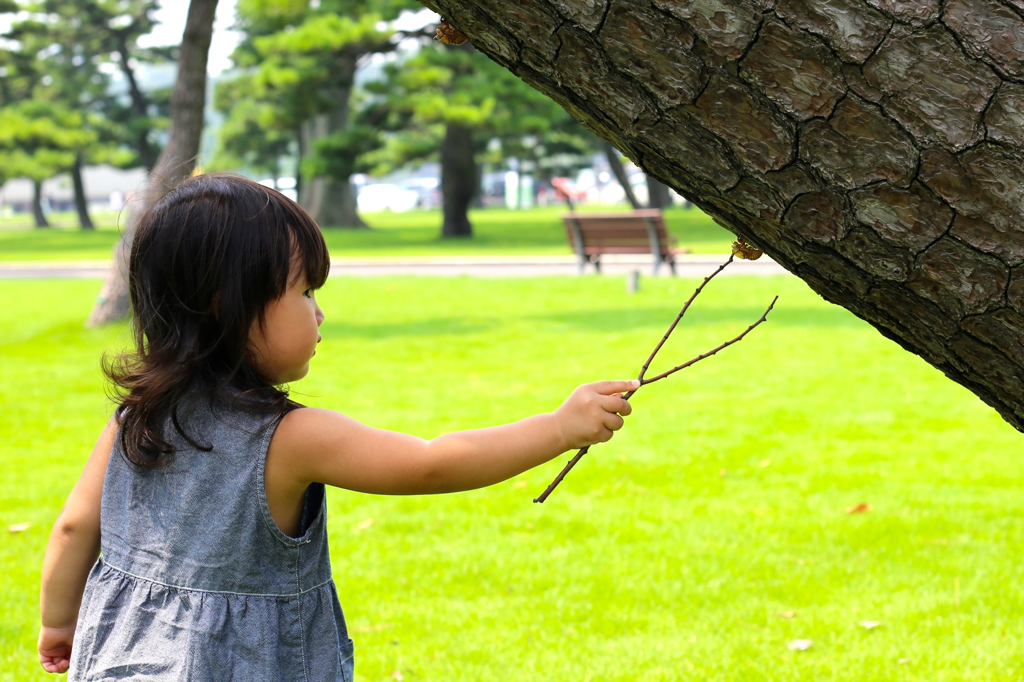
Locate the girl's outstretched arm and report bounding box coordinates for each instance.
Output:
[268,380,637,496]
[38,418,115,674]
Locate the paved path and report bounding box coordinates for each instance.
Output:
[0,254,790,279]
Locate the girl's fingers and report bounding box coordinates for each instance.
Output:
[590,380,640,396]
[599,394,632,416]
[39,655,70,674]
[602,413,625,431]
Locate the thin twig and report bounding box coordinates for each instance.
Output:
[640,296,777,386]
[637,254,735,383]
[534,257,776,503]
[532,445,591,504]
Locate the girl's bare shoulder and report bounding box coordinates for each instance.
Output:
[267,408,362,486]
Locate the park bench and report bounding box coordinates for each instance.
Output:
[562,209,685,275]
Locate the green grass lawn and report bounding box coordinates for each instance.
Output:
[0,205,736,261]
[3,275,1023,680]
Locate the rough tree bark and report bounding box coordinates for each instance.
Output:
[71,153,95,230]
[86,0,219,326]
[440,122,477,237]
[416,0,1024,433]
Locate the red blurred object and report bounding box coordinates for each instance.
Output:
[550,177,587,200]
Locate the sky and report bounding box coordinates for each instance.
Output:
[140,0,243,76]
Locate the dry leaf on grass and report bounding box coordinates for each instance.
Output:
[8,522,30,534]
[719,468,727,478]
[898,657,910,664]
[760,459,771,468]
[391,670,404,680]
[775,611,796,619]
[787,639,813,651]
[859,620,882,629]
[355,518,375,531]
[845,502,873,514]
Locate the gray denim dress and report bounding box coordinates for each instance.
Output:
[69,395,354,681]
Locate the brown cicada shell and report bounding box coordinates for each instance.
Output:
[731,237,764,261]
[435,18,469,45]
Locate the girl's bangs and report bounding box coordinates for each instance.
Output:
[281,197,330,290]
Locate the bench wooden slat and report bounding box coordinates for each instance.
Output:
[562,210,684,275]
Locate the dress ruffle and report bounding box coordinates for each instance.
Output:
[70,560,354,682]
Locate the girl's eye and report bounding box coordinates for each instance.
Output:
[303,289,313,299]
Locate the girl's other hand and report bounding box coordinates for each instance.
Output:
[553,380,638,450]
[38,625,75,674]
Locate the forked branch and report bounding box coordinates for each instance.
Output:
[534,255,777,503]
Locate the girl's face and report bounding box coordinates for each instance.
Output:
[247,266,324,385]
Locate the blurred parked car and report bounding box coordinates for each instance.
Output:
[257,177,297,202]
[400,177,442,209]
[357,183,420,213]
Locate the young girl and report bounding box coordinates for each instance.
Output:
[38,174,635,680]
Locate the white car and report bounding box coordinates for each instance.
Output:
[357,184,420,213]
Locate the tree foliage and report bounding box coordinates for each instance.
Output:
[367,40,595,174]
[216,0,423,221]
[11,0,172,170]
[0,0,170,227]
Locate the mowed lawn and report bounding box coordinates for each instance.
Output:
[2,274,1024,681]
[0,205,735,261]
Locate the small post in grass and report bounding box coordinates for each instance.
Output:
[626,270,640,294]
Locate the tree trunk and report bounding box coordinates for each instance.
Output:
[297,67,367,229]
[116,32,160,172]
[298,115,365,229]
[419,0,1024,433]
[646,175,671,210]
[440,122,476,237]
[31,179,50,228]
[72,154,95,230]
[604,141,641,209]
[294,126,304,201]
[87,0,219,327]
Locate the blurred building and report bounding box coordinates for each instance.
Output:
[0,166,148,214]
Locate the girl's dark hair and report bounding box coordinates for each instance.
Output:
[105,173,330,466]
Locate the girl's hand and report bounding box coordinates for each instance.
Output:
[553,380,637,450]
[38,625,75,674]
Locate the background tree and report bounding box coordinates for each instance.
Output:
[487,71,597,211]
[417,0,1024,434]
[35,0,172,173]
[367,38,594,235]
[2,3,146,229]
[226,0,424,228]
[602,144,674,210]
[0,102,96,227]
[210,75,294,183]
[602,142,642,210]
[87,0,219,326]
